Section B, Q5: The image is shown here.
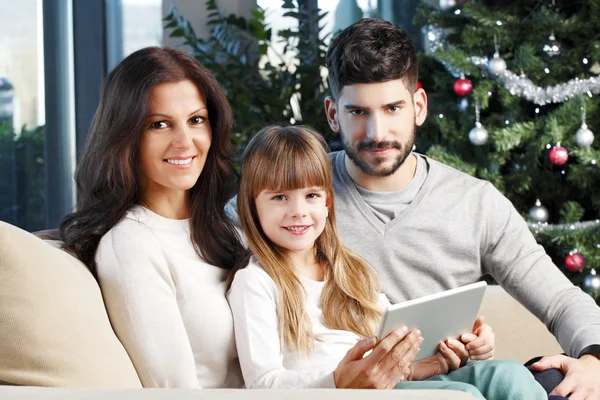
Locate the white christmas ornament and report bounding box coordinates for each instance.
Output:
[488,52,507,76]
[575,123,595,148]
[529,199,549,223]
[469,103,488,145]
[543,33,561,57]
[583,269,600,295]
[439,0,457,11]
[575,105,594,148]
[469,123,489,145]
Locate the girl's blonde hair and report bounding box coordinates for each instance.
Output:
[235,124,382,356]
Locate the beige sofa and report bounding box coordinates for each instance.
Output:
[0,221,563,399]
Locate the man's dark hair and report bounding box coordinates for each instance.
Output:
[326,18,418,99]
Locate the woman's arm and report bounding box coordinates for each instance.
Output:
[96,223,199,388]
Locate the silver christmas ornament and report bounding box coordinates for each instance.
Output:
[458,98,469,112]
[529,199,549,223]
[575,123,595,148]
[439,0,457,11]
[488,52,507,76]
[543,33,561,57]
[469,122,489,145]
[583,269,600,296]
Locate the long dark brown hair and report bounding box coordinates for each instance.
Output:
[60,46,245,276]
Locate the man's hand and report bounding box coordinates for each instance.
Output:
[460,316,495,360]
[531,354,600,399]
[333,326,423,389]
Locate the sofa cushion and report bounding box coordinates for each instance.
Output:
[0,221,141,387]
[479,285,563,362]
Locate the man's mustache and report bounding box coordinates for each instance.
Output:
[356,141,402,151]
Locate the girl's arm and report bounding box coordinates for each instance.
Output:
[227,265,336,389]
[410,317,496,380]
[96,223,199,388]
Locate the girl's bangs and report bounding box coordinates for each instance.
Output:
[252,137,330,195]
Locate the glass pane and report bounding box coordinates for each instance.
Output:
[319,0,372,39]
[0,0,46,231]
[122,0,163,57]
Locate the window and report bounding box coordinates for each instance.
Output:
[0,0,46,231]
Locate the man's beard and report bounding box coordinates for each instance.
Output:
[341,125,416,177]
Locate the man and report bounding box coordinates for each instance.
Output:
[322,17,600,399]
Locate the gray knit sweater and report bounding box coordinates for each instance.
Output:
[327,151,600,358]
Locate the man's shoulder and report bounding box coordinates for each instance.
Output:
[424,156,507,210]
[425,155,494,191]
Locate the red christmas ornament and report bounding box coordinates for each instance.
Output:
[453,78,473,97]
[565,252,585,272]
[417,80,423,89]
[549,145,569,165]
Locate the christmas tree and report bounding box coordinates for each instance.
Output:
[413,0,600,301]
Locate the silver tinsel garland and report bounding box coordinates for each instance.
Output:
[529,219,600,235]
[473,56,600,106]
[421,26,600,106]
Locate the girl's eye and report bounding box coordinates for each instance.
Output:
[190,116,205,124]
[150,121,168,129]
[272,195,286,201]
[306,193,321,199]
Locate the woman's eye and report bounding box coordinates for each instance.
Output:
[272,195,286,201]
[150,121,168,129]
[190,116,205,124]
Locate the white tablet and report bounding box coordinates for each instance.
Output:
[378,281,487,361]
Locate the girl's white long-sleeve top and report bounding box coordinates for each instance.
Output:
[227,260,390,389]
[96,205,243,388]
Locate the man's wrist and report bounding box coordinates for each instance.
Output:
[577,344,600,360]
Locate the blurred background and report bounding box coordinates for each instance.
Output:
[0,0,431,232]
[1,0,599,299]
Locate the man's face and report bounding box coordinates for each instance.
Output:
[325,79,427,177]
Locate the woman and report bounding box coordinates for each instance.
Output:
[59,47,247,388]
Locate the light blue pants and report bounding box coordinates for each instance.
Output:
[395,360,547,400]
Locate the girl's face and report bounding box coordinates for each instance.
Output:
[138,79,212,203]
[255,186,329,257]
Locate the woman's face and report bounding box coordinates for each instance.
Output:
[138,79,212,202]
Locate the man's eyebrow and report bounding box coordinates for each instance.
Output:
[344,104,368,110]
[383,100,406,108]
[343,100,406,110]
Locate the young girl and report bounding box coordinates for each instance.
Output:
[227,125,547,399]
